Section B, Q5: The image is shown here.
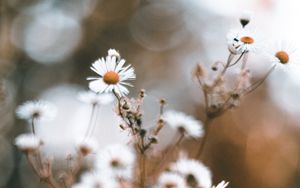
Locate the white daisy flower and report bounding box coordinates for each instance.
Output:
[227,28,259,54]
[77,138,99,156]
[264,41,300,71]
[96,144,135,180]
[73,172,118,188]
[15,133,41,152]
[16,100,57,121]
[164,110,203,138]
[156,172,187,188]
[212,181,229,188]
[170,158,212,188]
[108,48,121,60]
[88,50,136,96]
[78,91,114,106]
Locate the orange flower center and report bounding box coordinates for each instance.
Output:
[240,36,254,44]
[275,51,289,64]
[103,71,119,85]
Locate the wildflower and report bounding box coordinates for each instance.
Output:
[16,100,56,121]
[170,158,212,188]
[212,181,229,188]
[164,110,203,138]
[265,41,299,70]
[78,91,114,106]
[15,133,41,152]
[77,138,99,156]
[227,28,258,54]
[88,50,136,96]
[156,172,186,188]
[73,172,118,188]
[96,144,135,180]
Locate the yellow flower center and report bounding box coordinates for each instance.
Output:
[240,36,254,44]
[103,71,119,85]
[275,51,289,64]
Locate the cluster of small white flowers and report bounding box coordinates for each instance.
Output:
[15,133,41,152]
[164,110,204,138]
[16,100,57,121]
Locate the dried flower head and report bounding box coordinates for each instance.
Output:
[164,110,204,138]
[170,158,212,188]
[156,172,187,188]
[88,49,136,96]
[78,91,114,106]
[16,100,57,121]
[77,138,99,156]
[15,133,41,152]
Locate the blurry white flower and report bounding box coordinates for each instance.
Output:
[265,41,300,70]
[78,91,114,106]
[164,110,203,138]
[88,49,136,96]
[16,100,56,121]
[73,172,118,188]
[171,158,212,188]
[212,181,229,188]
[227,28,259,54]
[15,133,41,152]
[96,144,135,180]
[156,172,186,188]
[108,48,121,60]
[77,138,99,156]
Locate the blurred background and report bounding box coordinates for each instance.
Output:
[1,0,300,187]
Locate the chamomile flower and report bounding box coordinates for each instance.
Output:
[212,181,229,188]
[78,91,114,106]
[88,50,136,96]
[73,172,118,188]
[77,138,99,156]
[227,28,259,54]
[15,133,41,152]
[156,172,187,188]
[170,158,212,188]
[164,110,203,138]
[96,144,135,180]
[265,41,300,70]
[16,100,57,121]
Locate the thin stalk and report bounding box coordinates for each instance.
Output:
[88,105,100,138]
[31,117,36,135]
[195,118,213,159]
[83,104,96,140]
[140,152,146,188]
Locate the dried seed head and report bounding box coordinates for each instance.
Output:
[275,51,289,64]
[149,136,158,144]
[140,89,146,98]
[194,64,205,77]
[79,145,92,156]
[160,98,166,105]
[103,71,119,85]
[240,36,254,44]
